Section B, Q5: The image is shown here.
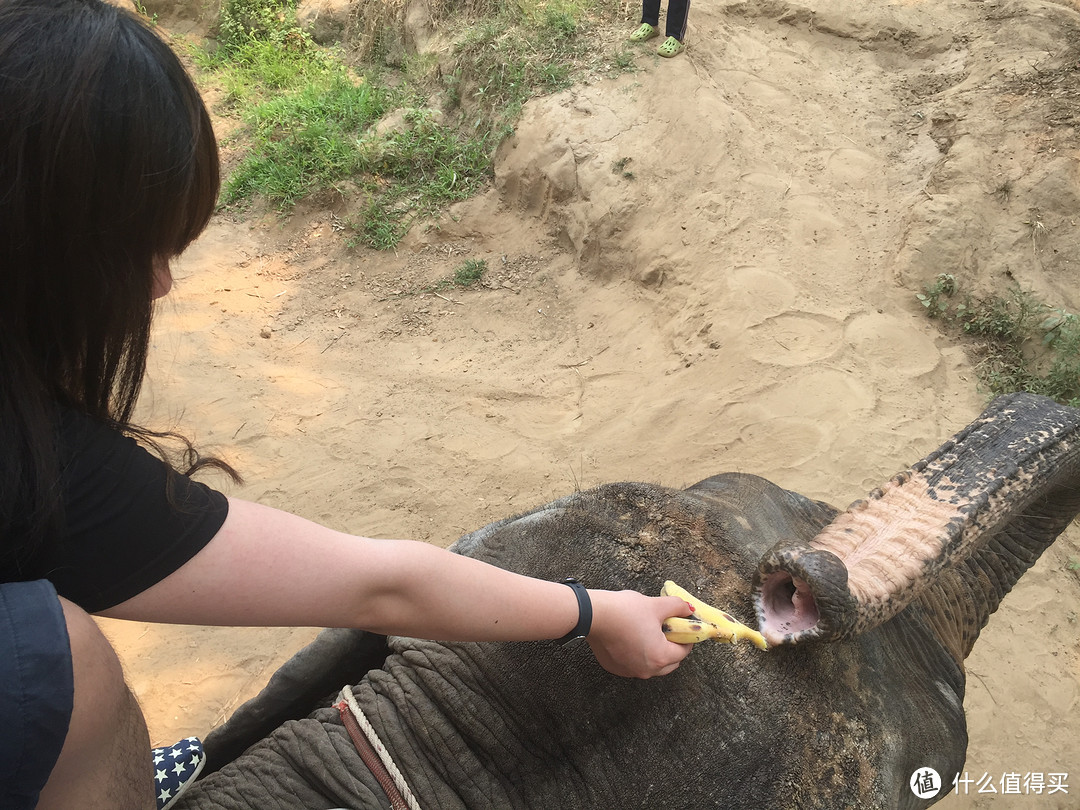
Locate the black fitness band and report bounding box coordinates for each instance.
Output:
[556,577,593,645]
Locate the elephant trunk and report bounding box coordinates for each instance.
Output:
[753,393,1080,647]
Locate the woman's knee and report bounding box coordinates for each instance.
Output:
[57,596,139,742]
[61,596,127,685]
[36,597,154,810]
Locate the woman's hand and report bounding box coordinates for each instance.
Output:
[585,591,694,678]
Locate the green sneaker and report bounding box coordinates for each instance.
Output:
[628,23,658,43]
[657,36,685,57]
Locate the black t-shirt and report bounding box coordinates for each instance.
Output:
[2,410,229,613]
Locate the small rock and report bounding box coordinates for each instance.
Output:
[260,327,272,339]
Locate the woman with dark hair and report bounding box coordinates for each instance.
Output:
[0,2,694,809]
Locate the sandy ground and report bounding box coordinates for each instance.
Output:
[98,0,1080,806]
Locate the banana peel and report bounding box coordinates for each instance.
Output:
[661,580,768,650]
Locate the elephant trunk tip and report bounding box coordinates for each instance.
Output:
[753,546,858,646]
[755,571,821,647]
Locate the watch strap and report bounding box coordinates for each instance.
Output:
[556,577,593,645]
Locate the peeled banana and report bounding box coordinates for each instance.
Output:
[661,580,769,650]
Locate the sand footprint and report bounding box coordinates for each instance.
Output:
[844,311,942,378]
[735,76,800,111]
[726,265,798,324]
[786,194,857,256]
[735,416,831,471]
[754,368,876,419]
[744,312,844,366]
[825,147,882,187]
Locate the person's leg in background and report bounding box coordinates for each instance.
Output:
[664,0,690,41]
[629,0,662,42]
[658,0,690,56]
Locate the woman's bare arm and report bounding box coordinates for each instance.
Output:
[100,498,693,678]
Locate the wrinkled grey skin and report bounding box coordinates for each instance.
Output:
[177,393,1080,810]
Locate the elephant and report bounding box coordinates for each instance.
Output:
[176,392,1080,809]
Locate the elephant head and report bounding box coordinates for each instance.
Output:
[180,392,1080,810]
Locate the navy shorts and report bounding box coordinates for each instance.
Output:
[0,580,74,809]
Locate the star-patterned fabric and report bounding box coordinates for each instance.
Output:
[153,736,205,810]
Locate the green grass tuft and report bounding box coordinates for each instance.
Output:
[453,259,487,286]
[917,273,1080,406]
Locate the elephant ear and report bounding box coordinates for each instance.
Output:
[201,629,389,775]
[753,393,1080,657]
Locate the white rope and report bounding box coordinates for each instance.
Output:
[337,684,423,810]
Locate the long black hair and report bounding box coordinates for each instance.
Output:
[0,0,236,555]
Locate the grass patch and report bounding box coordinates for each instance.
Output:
[189,0,626,248]
[453,258,488,285]
[441,13,581,143]
[611,156,635,180]
[383,259,489,299]
[195,5,390,211]
[133,0,159,24]
[338,110,492,250]
[222,73,390,209]
[917,272,1080,406]
[216,0,302,53]
[195,2,495,246]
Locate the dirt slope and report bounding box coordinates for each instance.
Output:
[102,0,1080,806]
